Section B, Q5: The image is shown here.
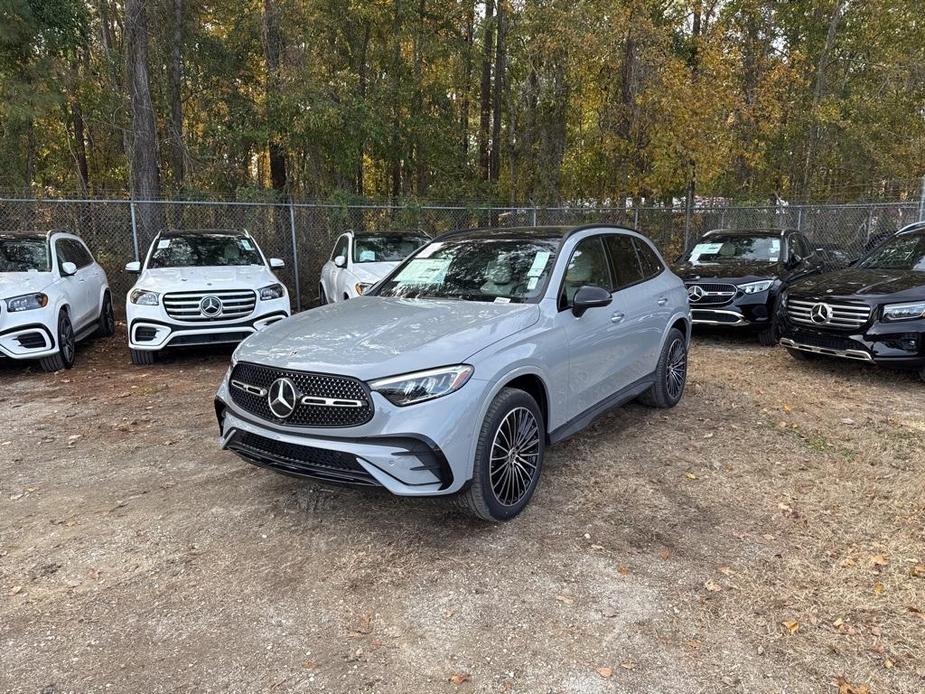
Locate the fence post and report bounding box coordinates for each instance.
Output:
[796,207,803,232]
[633,205,640,230]
[531,207,537,226]
[288,201,302,312]
[918,175,925,221]
[129,201,140,261]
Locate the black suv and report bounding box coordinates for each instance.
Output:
[778,222,925,381]
[674,228,827,345]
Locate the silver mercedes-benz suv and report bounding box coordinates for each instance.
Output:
[215,225,691,521]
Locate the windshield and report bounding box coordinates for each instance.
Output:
[353,234,428,263]
[0,236,49,272]
[858,233,925,271]
[375,238,559,303]
[686,235,782,265]
[148,234,263,269]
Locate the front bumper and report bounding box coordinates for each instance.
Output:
[778,319,925,368]
[0,312,58,360]
[689,293,775,328]
[213,374,485,496]
[127,299,289,351]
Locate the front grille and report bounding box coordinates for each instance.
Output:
[163,289,257,322]
[229,362,374,428]
[686,282,738,306]
[786,298,871,330]
[228,431,378,486]
[170,331,251,346]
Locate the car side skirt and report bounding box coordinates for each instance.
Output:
[549,374,655,444]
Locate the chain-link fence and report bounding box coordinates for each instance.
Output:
[0,197,921,314]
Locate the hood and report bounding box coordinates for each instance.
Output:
[135,266,276,293]
[672,260,781,282]
[351,261,400,284]
[0,271,54,298]
[789,267,925,301]
[236,296,540,381]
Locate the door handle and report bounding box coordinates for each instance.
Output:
[611,312,625,324]
[656,297,668,306]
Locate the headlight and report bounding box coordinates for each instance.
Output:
[259,283,285,301]
[882,301,925,322]
[368,364,473,406]
[355,282,373,296]
[739,280,774,294]
[5,293,48,312]
[130,289,159,306]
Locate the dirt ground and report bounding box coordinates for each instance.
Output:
[1,326,923,694]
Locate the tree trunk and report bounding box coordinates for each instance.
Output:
[478,0,494,181]
[489,0,505,184]
[125,0,162,235]
[263,0,288,194]
[460,0,475,157]
[167,0,187,189]
[355,24,370,197]
[69,59,90,195]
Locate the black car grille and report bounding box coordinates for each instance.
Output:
[786,298,871,330]
[685,282,738,306]
[16,332,48,349]
[229,362,374,427]
[228,431,378,486]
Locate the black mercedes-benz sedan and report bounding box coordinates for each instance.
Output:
[674,228,828,345]
[777,222,925,381]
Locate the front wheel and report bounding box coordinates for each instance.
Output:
[639,328,687,408]
[757,324,777,347]
[918,367,925,384]
[40,311,76,372]
[786,347,816,361]
[95,292,116,338]
[457,388,545,522]
[319,285,328,305]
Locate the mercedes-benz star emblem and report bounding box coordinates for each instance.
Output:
[267,378,298,419]
[199,295,223,317]
[687,285,704,302]
[810,302,833,324]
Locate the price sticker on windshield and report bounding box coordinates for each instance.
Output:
[692,242,722,256]
[396,257,451,284]
[157,239,171,250]
[527,251,551,277]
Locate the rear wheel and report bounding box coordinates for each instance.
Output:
[40,311,75,372]
[457,388,545,522]
[786,347,816,361]
[95,292,115,338]
[639,328,687,408]
[130,349,156,366]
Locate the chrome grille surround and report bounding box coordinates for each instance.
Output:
[163,289,257,322]
[786,298,871,330]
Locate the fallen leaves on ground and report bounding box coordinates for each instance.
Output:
[704,579,722,593]
[782,619,800,634]
[835,676,870,694]
[595,667,613,679]
[449,672,470,685]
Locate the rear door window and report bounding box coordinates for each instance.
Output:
[632,238,664,279]
[604,234,645,290]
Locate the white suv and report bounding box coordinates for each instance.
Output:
[125,229,291,365]
[0,230,114,372]
[319,231,429,303]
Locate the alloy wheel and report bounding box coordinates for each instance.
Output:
[60,318,75,364]
[489,406,541,507]
[666,338,687,400]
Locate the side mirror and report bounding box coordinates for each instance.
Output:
[60,261,77,277]
[125,261,142,273]
[269,257,285,269]
[786,254,802,269]
[334,255,347,268]
[572,285,613,318]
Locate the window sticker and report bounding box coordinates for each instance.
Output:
[692,242,722,256]
[395,257,451,284]
[768,239,781,261]
[359,250,376,262]
[157,239,171,250]
[240,239,255,251]
[527,250,551,277]
[526,277,539,290]
[494,296,511,304]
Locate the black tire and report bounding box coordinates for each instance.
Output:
[40,311,75,372]
[456,388,545,522]
[130,348,156,366]
[757,324,777,347]
[919,367,925,384]
[638,328,688,408]
[786,347,816,361]
[95,292,116,338]
[319,286,328,305]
